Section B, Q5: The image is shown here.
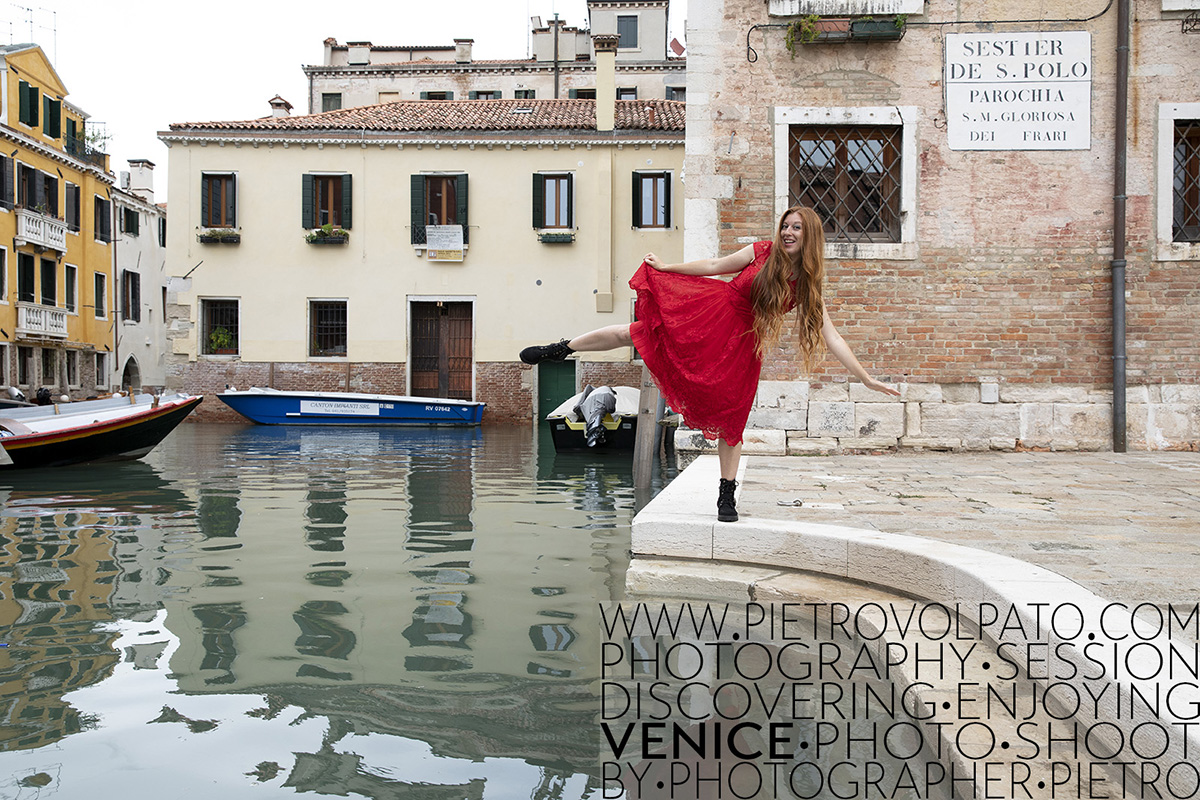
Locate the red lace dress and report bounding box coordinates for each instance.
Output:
[629,240,778,445]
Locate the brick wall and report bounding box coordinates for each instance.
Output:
[169,361,408,423]
[477,362,533,424]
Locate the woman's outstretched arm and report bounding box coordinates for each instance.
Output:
[821,302,901,396]
[644,245,756,276]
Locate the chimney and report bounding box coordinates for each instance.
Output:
[454,38,474,64]
[269,95,293,117]
[347,41,371,66]
[593,34,618,133]
[323,37,338,66]
[127,159,155,202]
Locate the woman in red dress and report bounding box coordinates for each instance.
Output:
[520,206,899,522]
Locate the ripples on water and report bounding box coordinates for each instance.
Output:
[0,423,667,799]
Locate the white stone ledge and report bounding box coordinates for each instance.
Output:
[631,458,1200,771]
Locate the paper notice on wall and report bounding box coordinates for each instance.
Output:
[945,32,1091,151]
[425,225,464,261]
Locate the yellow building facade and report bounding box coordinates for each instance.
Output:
[0,44,114,399]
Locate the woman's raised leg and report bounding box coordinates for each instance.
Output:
[520,325,633,364]
[568,324,632,352]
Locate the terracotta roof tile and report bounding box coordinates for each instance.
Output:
[170,99,685,133]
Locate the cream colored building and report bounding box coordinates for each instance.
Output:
[305,0,684,112]
[160,37,683,423]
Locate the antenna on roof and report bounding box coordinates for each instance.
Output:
[36,6,55,62]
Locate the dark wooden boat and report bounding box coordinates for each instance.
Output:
[0,393,202,470]
[546,386,639,452]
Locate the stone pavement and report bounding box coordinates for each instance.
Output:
[736,451,1200,611]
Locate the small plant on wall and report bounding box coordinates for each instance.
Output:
[785,15,821,57]
[305,223,350,244]
[208,327,236,354]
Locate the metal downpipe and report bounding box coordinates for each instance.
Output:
[1111,0,1130,452]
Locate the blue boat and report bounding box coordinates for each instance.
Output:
[217,388,485,426]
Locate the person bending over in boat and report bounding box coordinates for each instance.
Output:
[520,205,900,523]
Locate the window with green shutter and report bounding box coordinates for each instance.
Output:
[533,173,573,229]
[632,171,671,228]
[302,174,352,228]
[43,96,61,138]
[18,81,39,127]
[411,174,468,245]
[201,173,237,227]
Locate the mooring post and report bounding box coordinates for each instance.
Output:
[633,365,661,493]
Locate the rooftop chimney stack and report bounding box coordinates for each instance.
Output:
[455,38,474,64]
[127,159,155,202]
[269,95,293,118]
[593,34,619,133]
[347,41,371,65]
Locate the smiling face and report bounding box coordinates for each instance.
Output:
[779,212,804,257]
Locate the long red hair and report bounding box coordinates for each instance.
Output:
[749,206,826,373]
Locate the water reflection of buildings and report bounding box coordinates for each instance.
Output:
[0,467,192,751]
[160,426,620,770]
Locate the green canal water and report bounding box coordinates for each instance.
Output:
[0,423,661,799]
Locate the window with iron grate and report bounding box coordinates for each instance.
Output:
[201,299,239,355]
[788,125,902,243]
[310,300,348,358]
[1175,120,1200,243]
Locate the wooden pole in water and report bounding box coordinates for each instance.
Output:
[633,365,661,492]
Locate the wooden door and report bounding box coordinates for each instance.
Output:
[411,302,474,400]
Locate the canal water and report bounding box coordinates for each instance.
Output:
[0,423,661,799]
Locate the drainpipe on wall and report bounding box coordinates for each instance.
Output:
[553,14,560,99]
[1111,0,1130,452]
[593,34,619,314]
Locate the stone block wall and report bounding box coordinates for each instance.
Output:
[676,379,1198,462]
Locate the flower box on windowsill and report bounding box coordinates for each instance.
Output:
[538,231,576,244]
[198,231,241,244]
[850,17,906,41]
[305,225,350,244]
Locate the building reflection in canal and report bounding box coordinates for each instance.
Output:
[0,424,648,797]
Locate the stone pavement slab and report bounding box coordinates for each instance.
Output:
[736,451,1200,610]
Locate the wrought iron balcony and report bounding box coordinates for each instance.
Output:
[14,207,68,253]
[16,302,69,339]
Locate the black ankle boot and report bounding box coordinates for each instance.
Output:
[717,478,738,522]
[520,339,575,365]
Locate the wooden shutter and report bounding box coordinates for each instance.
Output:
[410,175,426,244]
[226,175,237,227]
[419,91,429,100]
[340,173,352,229]
[631,172,642,227]
[566,173,574,227]
[568,89,578,99]
[18,82,29,125]
[301,174,314,228]
[663,175,671,228]
[200,177,210,226]
[455,174,469,244]
[532,174,545,228]
[468,91,478,100]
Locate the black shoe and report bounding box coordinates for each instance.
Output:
[717,478,738,522]
[520,339,575,365]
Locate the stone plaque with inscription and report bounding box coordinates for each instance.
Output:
[945,32,1092,151]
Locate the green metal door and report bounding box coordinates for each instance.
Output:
[537,361,576,420]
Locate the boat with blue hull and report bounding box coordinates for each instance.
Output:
[218,388,485,426]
